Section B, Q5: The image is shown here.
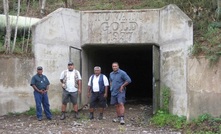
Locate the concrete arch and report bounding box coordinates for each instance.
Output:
[32,4,193,117]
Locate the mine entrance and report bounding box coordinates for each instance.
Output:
[82,44,160,112]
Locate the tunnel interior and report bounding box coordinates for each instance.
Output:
[83,44,153,105]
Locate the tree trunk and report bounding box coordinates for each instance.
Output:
[63,0,68,8]
[217,0,221,20]
[11,0,21,54]
[3,0,11,54]
[41,0,46,16]
[22,0,30,52]
[25,18,32,53]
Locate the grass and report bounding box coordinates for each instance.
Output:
[150,110,187,129]
[7,107,62,116]
[190,26,221,66]
[162,86,170,112]
[24,107,36,115]
[118,125,126,132]
[151,111,221,133]
[150,86,186,130]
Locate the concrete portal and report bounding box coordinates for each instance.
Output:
[32,4,193,118]
[83,44,153,104]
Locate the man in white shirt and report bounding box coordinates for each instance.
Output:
[87,66,109,120]
[60,61,82,120]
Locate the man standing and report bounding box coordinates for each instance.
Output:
[60,61,82,120]
[109,62,131,125]
[30,66,52,121]
[87,66,109,120]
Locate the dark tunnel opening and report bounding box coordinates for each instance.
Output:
[83,44,153,105]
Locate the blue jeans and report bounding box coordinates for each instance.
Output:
[34,91,52,119]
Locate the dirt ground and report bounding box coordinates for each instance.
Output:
[0,103,181,134]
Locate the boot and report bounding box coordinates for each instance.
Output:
[89,112,94,120]
[74,111,80,119]
[60,112,66,120]
[98,113,103,120]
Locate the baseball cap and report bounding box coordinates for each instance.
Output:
[37,66,43,70]
[68,61,74,65]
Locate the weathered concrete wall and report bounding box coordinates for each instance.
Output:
[32,8,83,110]
[187,57,221,119]
[0,56,35,116]
[159,5,193,116]
[81,10,159,44]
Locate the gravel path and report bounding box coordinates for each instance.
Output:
[0,104,182,134]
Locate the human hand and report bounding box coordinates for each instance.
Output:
[119,86,124,92]
[87,92,91,98]
[39,90,44,94]
[78,89,82,95]
[104,93,107,98]
[62,83,66,89]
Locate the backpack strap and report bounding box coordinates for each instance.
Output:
[90,74,94,93]
[63,70,67,83]
[74,70,79,88]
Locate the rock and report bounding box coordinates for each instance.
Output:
[73,122,82,127]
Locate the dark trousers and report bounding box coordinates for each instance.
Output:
[34,91,52,118]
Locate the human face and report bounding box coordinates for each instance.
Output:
[68,64,74,71]
[37,69,43,75]
[94,69,101,76]
[112,63,119,72]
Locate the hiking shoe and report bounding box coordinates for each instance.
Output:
[98,113,103,120]
[47,117,52,120]
[74,112,80,119]
[120,117,125,125]
[89,113,94,120]
[38,117,42,121]
[112,117,120,123]
[60,112,66,120]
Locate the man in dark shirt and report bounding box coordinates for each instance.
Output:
[30,66,52,121]
[109,62,131,125]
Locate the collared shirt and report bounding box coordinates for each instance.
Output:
[109,69,131,96]
[88,74,109,92]
[30,74,50,90]
[60,69,82,92]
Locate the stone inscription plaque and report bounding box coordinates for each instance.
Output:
[84,10,159,43]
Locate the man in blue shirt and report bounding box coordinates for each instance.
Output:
[109,62,131,125]
[30,66,52,121]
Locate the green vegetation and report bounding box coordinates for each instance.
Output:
[151,86,186,129]
[161,86,170,112]
[150,86,221,133]
[185,113,221,134]
[151,110,186,129]
[151,111,221,133]
[7,107,61,116]
[24,107,36,115]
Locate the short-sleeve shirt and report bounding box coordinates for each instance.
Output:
[109,69,131,96]
[30,74,50,90]
[60,69,82,92]
[88,74,109,92]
